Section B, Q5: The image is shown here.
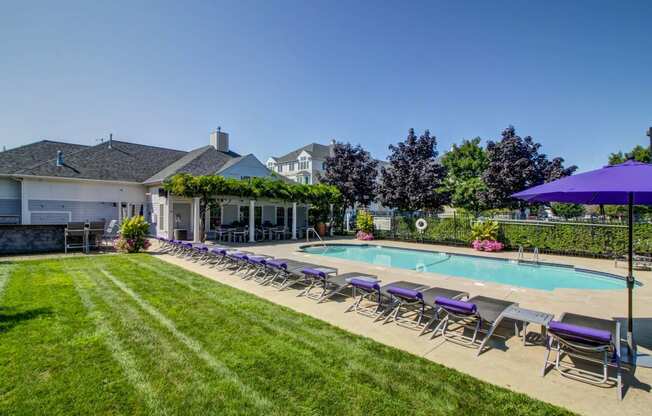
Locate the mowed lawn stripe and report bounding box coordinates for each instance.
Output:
[97,267,275,413]
[69,268,171,416]
[67,263,273,415]
[0,259,147,415]
[118,255,418,406]
[124,256,366,359]
[102,255,571,415]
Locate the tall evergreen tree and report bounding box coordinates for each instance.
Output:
[322,142,378,209]
[377,129,449,211]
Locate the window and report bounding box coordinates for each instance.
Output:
[322,162,327,170]
[290,162,296,171]
[277,164,283,173]
[239,205,249,224]
[241,176,250,180]
[276,206,285,226]
[267,161,275,169]
[209,205,221,230]
[299,156,308,170]
[158,204,165,231]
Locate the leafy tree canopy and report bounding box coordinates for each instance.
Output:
[608,144,651,165]
[377,129,449,211]
[480,126,577,209]
[551,202,585,219]
[441,138,488,213]
[322,142,378,209]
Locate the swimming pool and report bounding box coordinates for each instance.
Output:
[301,244,627,291]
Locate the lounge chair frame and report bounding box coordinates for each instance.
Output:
[542,312,623,400]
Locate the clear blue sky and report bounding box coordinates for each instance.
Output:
[1,0,651,171]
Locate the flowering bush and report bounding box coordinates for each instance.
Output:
[471,239,504,252]
[356,230,374,241]
[115,216,151,253]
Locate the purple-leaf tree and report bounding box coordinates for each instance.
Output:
[322,142,378,209]
[377,129,449,212]
[480,126,576,210]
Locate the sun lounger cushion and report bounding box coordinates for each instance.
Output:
[548,321,612,344]
[266,259,287,270]
[387,286,423,300]
[247,256,267,265]
[302,268,327,278]
[435,297,477,315]
[349,278,380,291]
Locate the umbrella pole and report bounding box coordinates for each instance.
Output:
[627,192,635,358]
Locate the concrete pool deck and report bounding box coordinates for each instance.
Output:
[153,238,652,415]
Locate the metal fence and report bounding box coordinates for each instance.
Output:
[369,212,652,258]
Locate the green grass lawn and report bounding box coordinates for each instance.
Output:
[0,254,572,415]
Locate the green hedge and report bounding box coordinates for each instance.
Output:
[378,216,652,257]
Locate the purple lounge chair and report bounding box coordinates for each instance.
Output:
[432,295,517,356]
[542,312,623,400]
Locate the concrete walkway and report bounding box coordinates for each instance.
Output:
[153,238,652,415]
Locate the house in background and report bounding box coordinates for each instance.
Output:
[266,141,335,185]
[268,140,391,213]
[0,129,309,241]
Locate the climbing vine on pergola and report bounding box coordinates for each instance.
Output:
[163,174,342,241]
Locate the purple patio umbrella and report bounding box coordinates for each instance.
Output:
[512,160,652,361]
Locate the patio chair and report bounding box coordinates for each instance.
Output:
[103,219,119,245]
[86,220,106,252]
[230,227,248,243]
[431,295,518,355]
[381,285,470,331]
[64,222,87,254]
[542,312,623,400]
[299,269,378,303]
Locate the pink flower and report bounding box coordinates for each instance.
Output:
[471,239,503,252]
[356,231,374,241]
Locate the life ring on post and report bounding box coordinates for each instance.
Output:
[415,218,428,231]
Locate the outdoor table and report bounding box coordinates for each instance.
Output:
[502,305,554,346]
[272,228,287,240]
[215,228,231,242]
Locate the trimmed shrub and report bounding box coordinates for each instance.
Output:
[377,214,652,257]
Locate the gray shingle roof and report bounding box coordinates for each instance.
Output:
[144,146,241,183]
[0,140,89,174]
[272,143,333,163]
[7,140,187,182]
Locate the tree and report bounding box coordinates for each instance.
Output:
[322,142,378,209]
[551,202,585,219]
[608,145,651,165]
[480,126,576,210]
[377,129,449,211]
[441,138,488,213]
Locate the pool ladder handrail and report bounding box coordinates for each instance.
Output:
[306,227,326,247]
[517,245,540,264]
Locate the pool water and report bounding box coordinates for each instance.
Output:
[302,244,626,291]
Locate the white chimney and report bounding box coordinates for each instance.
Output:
[210,127,229,152]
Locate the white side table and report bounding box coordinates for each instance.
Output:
[502,305,554,346]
